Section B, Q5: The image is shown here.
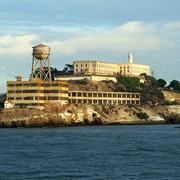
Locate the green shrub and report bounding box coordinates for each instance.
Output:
[116,76,140,89]
[169,80,180,92]
[158,79,166,88]
[136,112,149,120]
[152,88,164,100]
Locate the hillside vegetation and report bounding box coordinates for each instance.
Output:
[69,75,180,105]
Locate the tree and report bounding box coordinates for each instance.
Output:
[158,79,166,88]
[144,75,158,87]
[51,64,74,77]
[169,80,180,92]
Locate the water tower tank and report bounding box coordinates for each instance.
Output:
[32,44,50,60]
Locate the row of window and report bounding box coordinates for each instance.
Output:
[8,90,68,94]
[76,64,95,67]
[8,96,68,101]
[15,103,44,107]
[69,92,140,98]
[7,83,68,88]
[69,99,140,105]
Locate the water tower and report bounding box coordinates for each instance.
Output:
[30,44,52,81]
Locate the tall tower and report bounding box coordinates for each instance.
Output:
[128,53,134,64]
[31,44,52,81]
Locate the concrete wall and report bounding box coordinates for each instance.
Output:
[73,60,150,77]
[55,75,117,82]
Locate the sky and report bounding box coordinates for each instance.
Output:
[0,0,180,92]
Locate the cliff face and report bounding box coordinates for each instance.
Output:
[163,91,180,103]
[0,104,177,128]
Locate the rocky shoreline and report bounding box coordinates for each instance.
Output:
[0,104,179,128]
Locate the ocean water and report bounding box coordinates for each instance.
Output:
[0,125,180,180]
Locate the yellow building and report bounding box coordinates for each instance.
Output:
[73,53,150,77]
[6,78,68,110]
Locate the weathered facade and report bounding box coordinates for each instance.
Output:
[6,80,68,109]
[68,91,140,105]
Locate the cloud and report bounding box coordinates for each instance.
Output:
[0,34,39,56]
[47,21,170,58]
[0,20,179,92]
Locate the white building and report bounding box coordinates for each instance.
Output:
[73,53,150,77]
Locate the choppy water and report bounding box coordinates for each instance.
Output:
[0,125,180,179]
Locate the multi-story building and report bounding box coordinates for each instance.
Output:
[6,78,68,110]
[74,60,118,76]
[68,91,140,105]
[73,53,150,77]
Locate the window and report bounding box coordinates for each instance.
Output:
[108,93,112,97]
[7,84,14,87]
[23,90,38,93]
[122,94,126,98]
[72,92,76,97]
[78,99,82,103]
[136,94,140,98]
[16,90,22,93]
[15,84,22,87]
[103,93,107,97]
[8,90,14,93]
[24,96,33,100]
[136,101,140,104]
[8,97,14,100]
[44,90,59,93]
[48,96,59,100]
[83,99,87,103]
[72,99,76,103]
[39,97,46,100]
[16,97,22,100]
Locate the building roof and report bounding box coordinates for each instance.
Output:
[32,44,49,48]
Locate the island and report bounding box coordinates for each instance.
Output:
[0,44,179,127]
